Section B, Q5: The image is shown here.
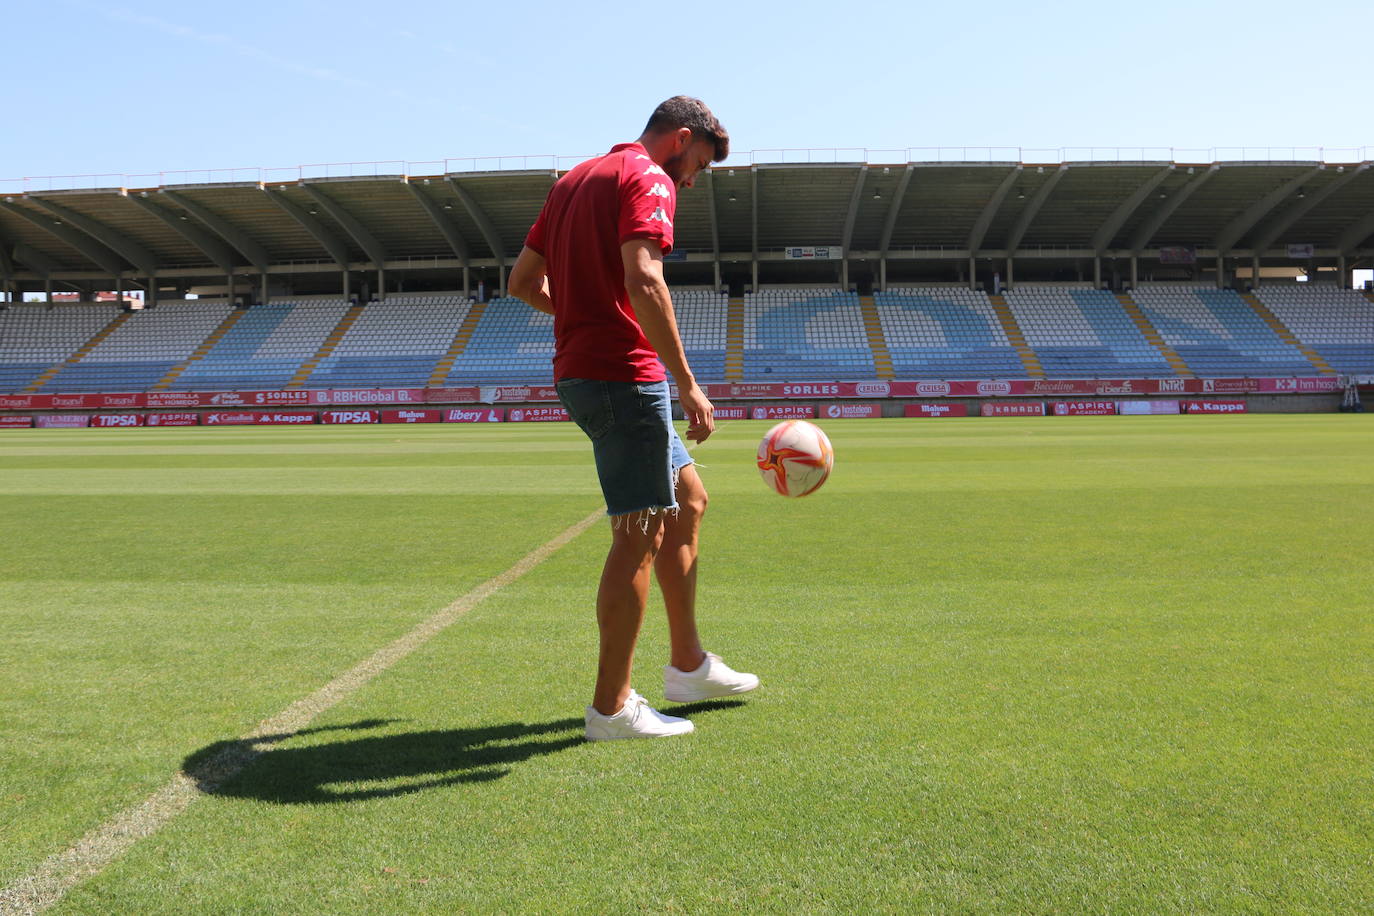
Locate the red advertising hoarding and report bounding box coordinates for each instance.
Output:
[444,407,505,423]
[322,388,425,405]
[0,415,34,428]
[423,387,482,404]
[904,403,968,418]
[982,402,1045,417]
[381,409,442,423]
[1183,399,1248,414]
[713,406,749,420]
[506,406,570,422]
[201,412,258,425]
[320,409,379,424]
[145,412,200,427]
[255,411,315,425]
[1117,400,1181,415]
[483,386,561,403]
[90,413,145,427]
[1052,401,1117,416]
[35,414,91,428]
[1253,376,1341,394]
[0,394,36,410]
[750,405,816,420]
[820,403,882,419]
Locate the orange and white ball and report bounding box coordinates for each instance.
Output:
[756,420,834,497]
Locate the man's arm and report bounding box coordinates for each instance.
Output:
[621,239,715,443]
[508,246,554,315]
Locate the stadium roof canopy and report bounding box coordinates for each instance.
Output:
[2,147,1373,299]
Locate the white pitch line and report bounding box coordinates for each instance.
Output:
[0,507,605,916]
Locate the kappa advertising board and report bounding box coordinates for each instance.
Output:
[506,407,570,422]
[201,411,316,425]
[381,409,442,424]
[0,415,34,428]
[444,407,505,423]
[1183,400,1248,414]
[750,405,816,421]
[903,403,968,418]
[35,414,91,428]
[982,402,1045,417]
[822,403,882,419]
[1052,401,1117,416]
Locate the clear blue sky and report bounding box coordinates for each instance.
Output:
[6,0,1372,181]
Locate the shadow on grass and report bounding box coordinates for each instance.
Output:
[182,700,747,805]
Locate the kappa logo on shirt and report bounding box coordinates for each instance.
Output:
[646,183,670,199]
[648,206,672,226]
[635,154,651,160]
[643,164,667,176]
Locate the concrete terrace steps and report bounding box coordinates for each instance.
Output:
[987,294,1045,379]
[151,308,248,391]
[1242,293,1335,376]
[285,304,365,389]
[428,299,488,387]
[857,295,894,380]
[723,296,745,381]
[22,310,130,393]
[1117,293,1194,378]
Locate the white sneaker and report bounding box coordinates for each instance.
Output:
[663,652,760,703]
[584,690,695,741]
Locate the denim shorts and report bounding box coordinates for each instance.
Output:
[556,378,692,517]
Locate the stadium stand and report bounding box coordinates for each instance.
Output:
[671,288,728,382]
[1005,287,1175,378]
[0,303,121,391]
[743,289,875,380]
[1130,286,1316,377]
[875,287,1026,379]
[442,296,555,384]
[39,300,233,392]
[168,298,350,391]
[1253,286,1374,375]
[300,294,472,389]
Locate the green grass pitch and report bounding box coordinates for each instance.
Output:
[1,415,1371,913]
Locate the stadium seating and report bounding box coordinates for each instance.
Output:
[1130,286,1315,377]
[40,300,233,392]
[1005,287,1175,378]
[1253,286,1374,375]
[169,298,351,390]
[442,296,555,384]
[743,289,875,379]
[670,288,728,382]
[0,303,121,392]
[875,288,1026,379]
[301,294,472,389]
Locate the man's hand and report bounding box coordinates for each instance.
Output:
[679,382,715,443]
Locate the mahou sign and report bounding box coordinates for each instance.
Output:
[381,409,442,423]
[904,403,968,418]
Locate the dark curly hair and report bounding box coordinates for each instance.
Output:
[643,96,730,162]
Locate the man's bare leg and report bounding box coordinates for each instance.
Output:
[656,464,708,673]
[592,512,665,715]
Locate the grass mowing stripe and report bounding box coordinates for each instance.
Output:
[0,506,604,916]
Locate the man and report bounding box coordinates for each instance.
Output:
[508,96,758,741]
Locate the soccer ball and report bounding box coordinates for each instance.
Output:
[757,420,834,497]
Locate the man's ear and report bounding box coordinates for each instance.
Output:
[675,127,693,151]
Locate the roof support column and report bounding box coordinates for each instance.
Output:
[1216,254,1225,290]
[750,167,758,292]
[1251,255,1261,290]
[463,266,470,299]
[1130,256,1138,289]
[1093,256,1101,290]
[968,255,976,292]
[342,269,350,303]
[261,272,269,306]
[147,275,157,308]
[1006,257,1014,290]
[1338,255,1348,289]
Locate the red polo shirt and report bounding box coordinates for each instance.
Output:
[524,142,676,382]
